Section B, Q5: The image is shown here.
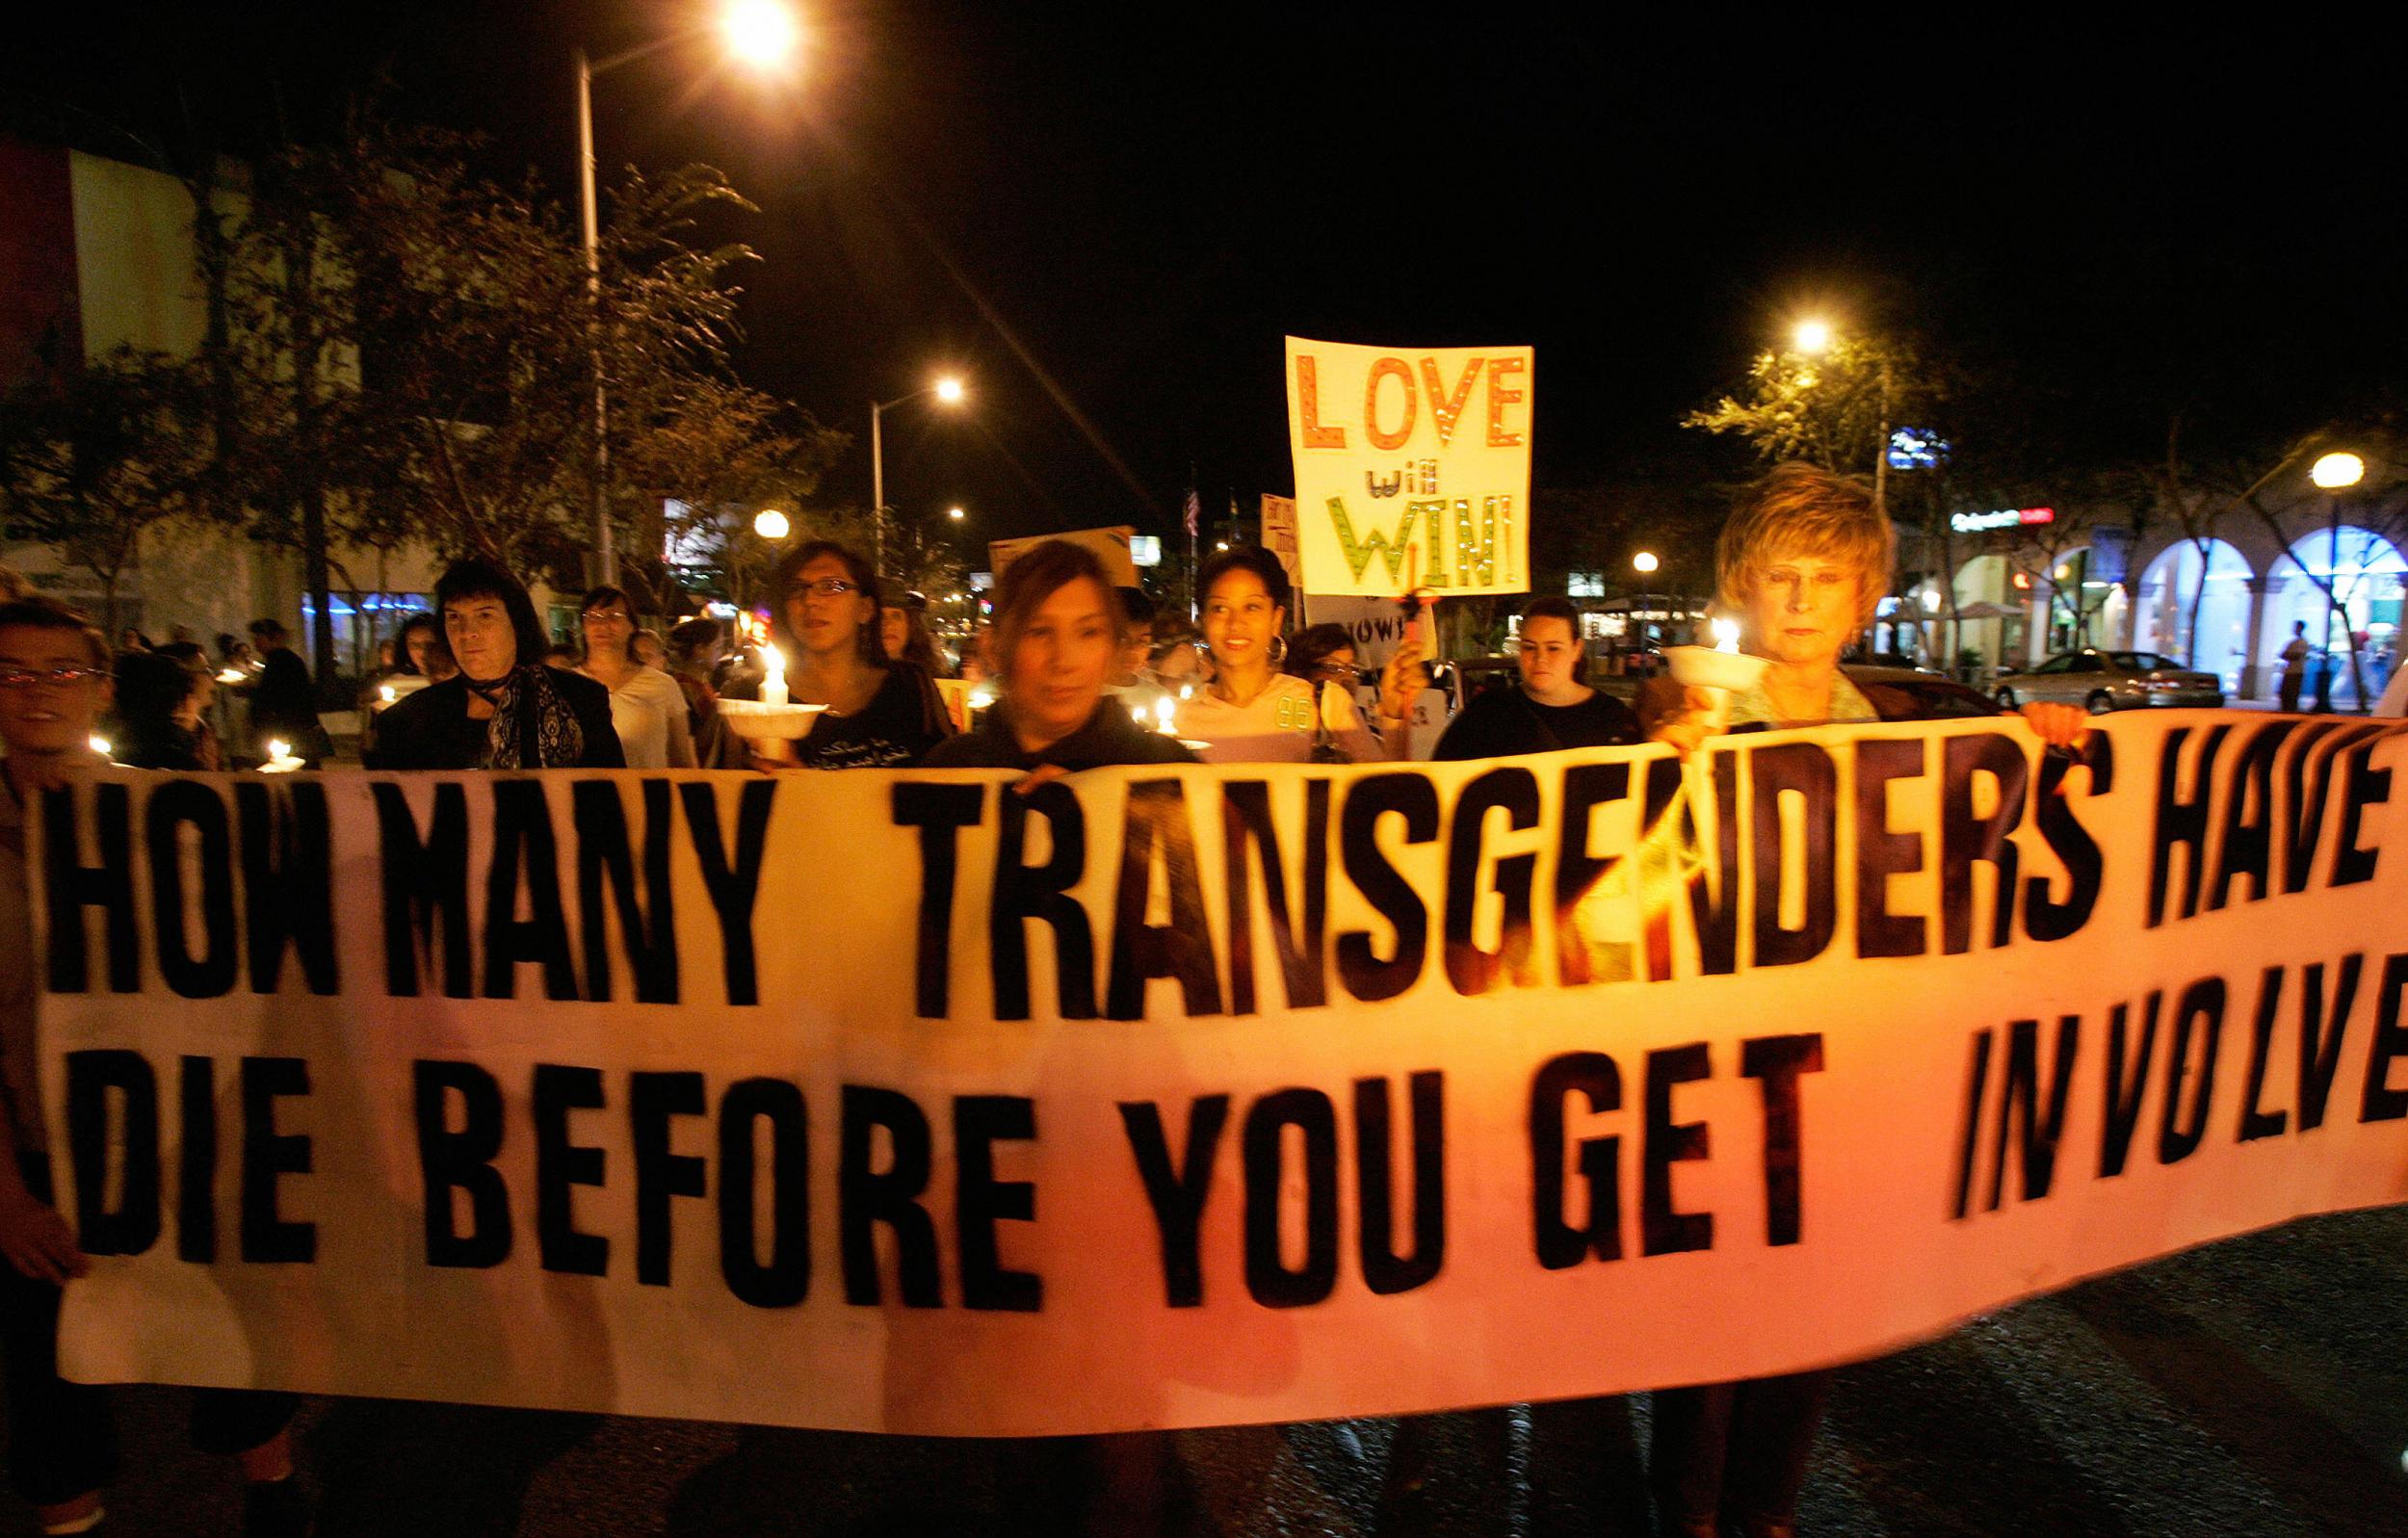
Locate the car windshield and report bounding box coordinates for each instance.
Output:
[2108,652,2177,671]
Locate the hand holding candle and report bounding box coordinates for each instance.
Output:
[1662,615,1766,733]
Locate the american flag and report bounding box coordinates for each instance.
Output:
[1183,483,1200,539]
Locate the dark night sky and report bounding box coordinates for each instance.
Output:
[5,3,2401,550]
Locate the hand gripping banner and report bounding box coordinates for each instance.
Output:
[28,713,2408,1436]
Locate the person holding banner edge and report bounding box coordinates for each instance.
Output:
[0,599,309,1538]
[1637,464,2088,1538]
[1176,544,1425,763]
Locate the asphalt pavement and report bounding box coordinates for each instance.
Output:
[3,1209,2403,1536]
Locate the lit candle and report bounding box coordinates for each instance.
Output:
[379,684,397,704]
[88,735,112,758]
[760,643,788,707]
[1154,696,1176,735]
[1710,617,1741,655]
[261,738,304,773]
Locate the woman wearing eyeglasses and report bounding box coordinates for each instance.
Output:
[748,540,952,769]
[576,586,696,771]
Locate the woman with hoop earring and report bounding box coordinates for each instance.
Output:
[1174,544,1424,763]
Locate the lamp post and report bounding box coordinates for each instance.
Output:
[871,376,966,573]
[2309,451,2366,711]
[1632,550,1660,651]
[574,2,799,587]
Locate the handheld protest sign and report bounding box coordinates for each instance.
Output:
[1285,336,1533,599]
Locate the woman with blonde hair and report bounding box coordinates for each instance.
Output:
[1644,462,2084,1538]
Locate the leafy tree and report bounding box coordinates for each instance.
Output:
[1683,333,1941,508]
[196,122,845,669]
[0,348,211,635]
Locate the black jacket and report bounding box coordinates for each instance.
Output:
[366,669,626,770]
[918,699,1199,771]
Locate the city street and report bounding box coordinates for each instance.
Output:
[10,1205,2401,1536]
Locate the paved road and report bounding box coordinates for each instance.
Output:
[4,1207,2403,1536]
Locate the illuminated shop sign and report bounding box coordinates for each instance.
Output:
[1950,507,2055,534]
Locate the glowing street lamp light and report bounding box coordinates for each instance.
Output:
[947,507,966,521]
[753,508,790,540]
[1793,318,1834,355]
[720,0,802,67]
[872,375,972,570]
[2311,451,2365,490]
[1631,551,1662,647]
[573,0,802,587]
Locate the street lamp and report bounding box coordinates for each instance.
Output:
[574,0,800,586]
[2309,450,2367,710]
[871,376,968,572]
[947,507,966,521]
[1793,318,1834,355]
[1632,551,1660,648]
[2311,452,2365,490]
[753,508,790,540]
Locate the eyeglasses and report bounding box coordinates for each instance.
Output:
[0,666,109,690]
[1309,662,1362,682]
[789,578,860,600]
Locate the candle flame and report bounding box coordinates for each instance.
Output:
[269,739,291,760]
[1710,618,1741,655]
[89,736,111,757]
[761,642,784,680]
[1154,696,1176,733]
[379,684,396,703]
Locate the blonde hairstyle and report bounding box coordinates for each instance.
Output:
[1714,462,1895,627]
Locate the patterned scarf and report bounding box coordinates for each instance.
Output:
[476,665,586,769]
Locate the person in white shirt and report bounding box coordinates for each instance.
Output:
[1174,545,1424,763]
[575,586,697,770]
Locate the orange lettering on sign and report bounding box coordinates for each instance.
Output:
[1365,356,1417,451]
[1296,356,1346,449]
[1485,357,1527,448]
[1419,355,1483,448]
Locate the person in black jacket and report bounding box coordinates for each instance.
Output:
[367,560,624,770]
[1434,595,1640,760]
[244,617,327,765]
[921,538,1194,773]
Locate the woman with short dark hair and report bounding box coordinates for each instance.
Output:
[920,539,1194,771]
[575,585,695,770]
[1434,595,1639,759]
[743,540,950,769]
[367,559,624,770]
[108,648,216,770]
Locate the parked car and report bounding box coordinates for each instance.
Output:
[1845,665,2007,719]
[1991,650,2223,713]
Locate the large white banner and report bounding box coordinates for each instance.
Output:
[1285,336,1533,598]
[30,713,2408,1436]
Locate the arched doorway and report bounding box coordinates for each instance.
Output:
[2133,538,2253,691]
[2260,524,2404,706]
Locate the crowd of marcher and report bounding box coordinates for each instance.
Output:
[0,466,2116,1536]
